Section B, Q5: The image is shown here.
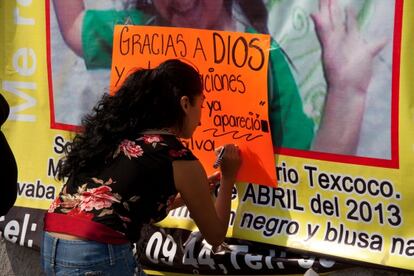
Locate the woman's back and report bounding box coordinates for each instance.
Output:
[45,133,197,243]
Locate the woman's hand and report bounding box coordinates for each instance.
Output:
[311,0,387,94]
[310,0,387,154]
[216,144,241,183]
[208,171,221,192]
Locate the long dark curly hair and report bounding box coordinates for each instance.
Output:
[57,59,202,181]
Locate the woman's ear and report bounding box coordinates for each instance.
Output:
[180,96,190,114]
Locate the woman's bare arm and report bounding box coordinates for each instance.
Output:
[52,0,85,57]
[173,145,240,246]
[167,172,221,212]
[311,0,386,154]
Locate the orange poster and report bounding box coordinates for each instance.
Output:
[110,25,276,187]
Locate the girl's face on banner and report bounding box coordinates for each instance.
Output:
[153,0,227,30]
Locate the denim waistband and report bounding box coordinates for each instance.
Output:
[42,232,134,268]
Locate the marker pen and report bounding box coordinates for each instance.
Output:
[213,147,225,169]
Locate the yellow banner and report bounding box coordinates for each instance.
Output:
[1,0,413,272]
[159,1,414,271]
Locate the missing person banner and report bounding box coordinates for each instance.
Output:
[1,0,414,274]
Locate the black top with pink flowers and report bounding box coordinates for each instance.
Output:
[44,134,197,244]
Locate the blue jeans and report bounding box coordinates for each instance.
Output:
[41,232,146,275]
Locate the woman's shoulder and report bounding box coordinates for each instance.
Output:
[113,134,197,161]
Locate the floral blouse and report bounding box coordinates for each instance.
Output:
[44,134,197,244]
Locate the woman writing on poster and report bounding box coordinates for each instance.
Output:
[41,59,241,275]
